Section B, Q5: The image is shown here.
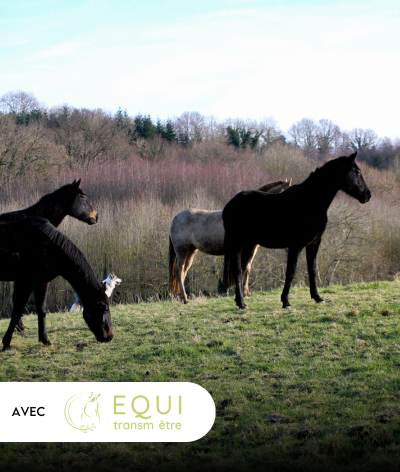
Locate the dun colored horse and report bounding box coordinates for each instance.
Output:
[0,179,98,331]
[0,217,113,351]
[169,179,291,303]
[223,152,371,309]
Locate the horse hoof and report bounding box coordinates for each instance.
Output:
[2,345,11,352]
[239,304,248,310]
[183,300,189,305]
[282,304,291,309]
[15,324,26,332]
[317,300,325,304]
[40,340,51,346]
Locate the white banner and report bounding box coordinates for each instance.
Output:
[0,382,216,442]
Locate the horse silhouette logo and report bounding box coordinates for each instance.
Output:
[64,392,101,433]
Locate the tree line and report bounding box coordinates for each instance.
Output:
[0,90,399,181]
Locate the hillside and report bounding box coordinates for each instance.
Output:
[1,282,400,471]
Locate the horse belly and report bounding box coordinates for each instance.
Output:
[192,233,225,255]
[256,234,291,249]
[248,218,292,249]
[0,252,22,281]
[192,212,225,255]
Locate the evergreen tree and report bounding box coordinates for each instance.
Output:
[177,130,190,146]
[134,114,156,140]
[14,108,43,126]
[227,126,260,149]
[163,120,176,142]
[114,108,135,139]
[227,126,241,148]
[155,118,165,136]
[114,107,125,127]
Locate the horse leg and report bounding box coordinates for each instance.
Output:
[306,238,324,304]
[15,318,26,332]
[234,248,247,310]
[243,245,258,297]
[183,246,198,280]
[16,290,29,332]
[34,283,51,346]
[2,283,33,351]
[175,249,190,304]
[281,247,301,308]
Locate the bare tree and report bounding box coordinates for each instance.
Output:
[316,119,341,155]
[53,107,115,169]
[287,118,319,155]
[0,90,41,115]
[0,114,57,179]
[347,128,378,151]
[174,111,207,145]
[259,116,283,146]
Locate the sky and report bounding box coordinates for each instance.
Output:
[1,0,399,139]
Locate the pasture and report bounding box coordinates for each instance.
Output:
[1,281,400,471]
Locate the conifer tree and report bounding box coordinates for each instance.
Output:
[163,120,176,142]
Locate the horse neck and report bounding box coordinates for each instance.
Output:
[301,171,341,212]
[24,201,67,228]
[55,247,101,305]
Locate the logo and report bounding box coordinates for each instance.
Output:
[64,392,101,433]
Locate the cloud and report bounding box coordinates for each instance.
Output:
[32,42,92,60]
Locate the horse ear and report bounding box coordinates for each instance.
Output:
[72,178,81,188]
[347,152,357,163]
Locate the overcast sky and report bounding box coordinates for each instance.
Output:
[1,0,399,138]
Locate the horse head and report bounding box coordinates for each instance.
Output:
[338,152,371,204]
[68,179,99,225]
[83,283,114,343]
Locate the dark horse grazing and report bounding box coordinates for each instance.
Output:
[0,217,113,351]
[223,152,371,309]
[0,179,98,331]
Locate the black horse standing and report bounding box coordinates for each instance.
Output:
[223,152,371,309]
[0,179,98,331]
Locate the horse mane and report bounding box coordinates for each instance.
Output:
[32,219,101,292]
[298,156,347,189]
[0,183,79,221]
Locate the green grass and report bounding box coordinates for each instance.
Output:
[2,281,400,471]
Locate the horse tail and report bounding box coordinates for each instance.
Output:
[223,227,237,287]
[169,235,180,294]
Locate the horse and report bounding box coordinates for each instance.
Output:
[0,179,98,227]
[222,152,371,310]
[169,179,292,304]
[70,273,122,312]
[0,217,113,351]
[0,179,98,331]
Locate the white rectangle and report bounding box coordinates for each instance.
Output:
[0,382,216,442]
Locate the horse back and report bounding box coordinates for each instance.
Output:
[223,190,327,249]
[0,209,28,222]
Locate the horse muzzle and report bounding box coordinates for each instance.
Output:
[87,211,98,225]
[359,190,371,204]
[96,329,114,343]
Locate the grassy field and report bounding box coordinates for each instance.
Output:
[1,281,400,471]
